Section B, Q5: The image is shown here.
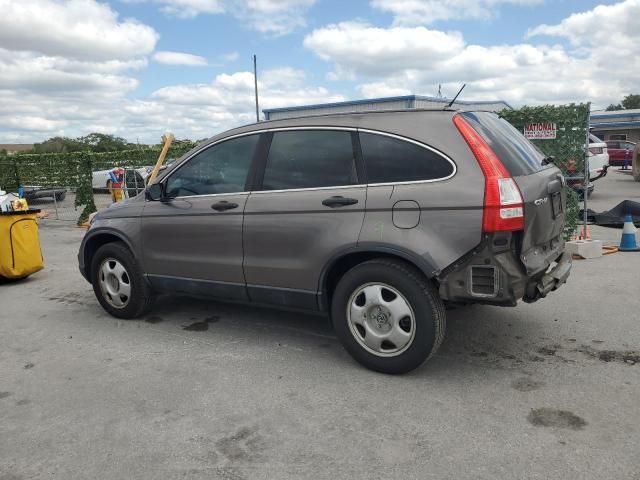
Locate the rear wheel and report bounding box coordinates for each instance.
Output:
[54,191,66,201]
[91,242,154,319]
[331,258,446,374]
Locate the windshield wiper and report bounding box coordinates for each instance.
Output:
[541,155,555,166]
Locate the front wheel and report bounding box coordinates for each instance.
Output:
[331,259,446,374]
[90,242,154,319]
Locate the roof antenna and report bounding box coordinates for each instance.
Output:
[445,83,466,109]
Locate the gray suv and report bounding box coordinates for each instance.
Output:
[79,109,571,373]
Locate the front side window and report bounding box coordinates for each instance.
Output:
[359,132,455,184]
[261,130,357,190]
[166,135,259,197]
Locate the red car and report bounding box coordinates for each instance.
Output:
[605,140,636,166]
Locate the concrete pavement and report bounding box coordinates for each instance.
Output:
[1,172,639,480]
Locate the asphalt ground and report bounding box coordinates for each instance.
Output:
[1,171,639,480]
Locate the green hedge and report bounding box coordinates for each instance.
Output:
[500,103,590,239]
[0,142,197,224]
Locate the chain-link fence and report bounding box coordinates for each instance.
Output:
[0,143,195,223]
[500,103,591,239]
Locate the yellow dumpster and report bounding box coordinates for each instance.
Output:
[0,210,44,279]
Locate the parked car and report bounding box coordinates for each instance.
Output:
[22,185,66,202]
[588,134,609,179]
[79,110,571,374]
[605,140,636,166]
[92,166,151,192]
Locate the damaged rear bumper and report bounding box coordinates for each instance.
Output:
[438,233,571,306]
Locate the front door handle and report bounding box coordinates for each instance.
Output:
[211,201,239,211]
[322,196,358,208]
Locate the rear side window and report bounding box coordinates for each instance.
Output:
[462,112,548,176]
[359,132,454,184]
[261,130,357,190]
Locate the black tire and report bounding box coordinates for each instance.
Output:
[331,258,446,374]
[90,242,154,319]
[54,191,66,201]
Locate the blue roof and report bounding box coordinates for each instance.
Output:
[591,120,640,129]
[591,111,640,119]
[263,94,512,115]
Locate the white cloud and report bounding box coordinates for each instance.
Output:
[0,61,344,142]
[153,51,208,66]
[372,0,544,25]
[233,0,316,35]
[527,0,640,54]
[135,0,315,34]
[0,0,158,60]
[305,1,640,108]
[153,0,224,18]
[221,51,239,62]
[304,22,464,77]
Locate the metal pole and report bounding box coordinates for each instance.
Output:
[583,103,590,238]
[253,54,260,122]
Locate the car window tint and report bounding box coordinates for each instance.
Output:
[166,135,258,197]
[359,132,454,184]
[261,130,357,190]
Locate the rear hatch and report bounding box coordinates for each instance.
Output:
[461,112,566,274]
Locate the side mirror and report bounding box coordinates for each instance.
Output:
[145,183,164,201]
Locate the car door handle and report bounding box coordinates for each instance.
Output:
[322,196,358,208]
[211,201,239,211]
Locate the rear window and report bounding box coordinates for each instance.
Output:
[461,112,549,176]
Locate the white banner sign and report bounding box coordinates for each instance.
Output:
[524,122,557,140]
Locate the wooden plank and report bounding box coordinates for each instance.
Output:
[147,133,175,185]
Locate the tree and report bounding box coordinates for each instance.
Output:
[80,133,132,152]
[605,94,640,111]
[621,94,640,110]
[33,136,87,153]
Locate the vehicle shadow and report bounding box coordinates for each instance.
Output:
[140,295,552,376]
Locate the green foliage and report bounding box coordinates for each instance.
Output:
[33,136,86,154]
[0,142,197,224]
[33,132,153,154]
[80,133,136,152]
[500,103,591,240]
[563,188,581,241]
[622,94,640,109]
[75,152,96,225]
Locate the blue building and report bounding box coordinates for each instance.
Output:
[590,109,640,143]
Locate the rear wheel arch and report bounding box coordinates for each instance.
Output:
[320,247,439,310]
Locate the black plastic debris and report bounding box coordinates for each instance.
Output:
[581,200,640,228]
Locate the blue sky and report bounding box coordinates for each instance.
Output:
[0,0,636,143]
[122,0,609,99]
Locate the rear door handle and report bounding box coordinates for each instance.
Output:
[211,201,238,211]
[322,196,358,208]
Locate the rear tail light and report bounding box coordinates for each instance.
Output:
[453,115,525,232]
